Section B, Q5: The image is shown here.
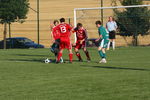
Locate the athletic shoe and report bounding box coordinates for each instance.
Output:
[69,61,73,64]
[87,58,91,62]
[99,58,107,63]
[79,59,83,62]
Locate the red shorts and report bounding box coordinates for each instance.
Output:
[75,40,86,49]
[60,37,72,50]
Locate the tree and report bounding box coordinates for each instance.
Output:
[113,0,150,46]
[0,0,29,49]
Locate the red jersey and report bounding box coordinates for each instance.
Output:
[74,27,87,40]
[52,26,60,40]
[56,23,72,38]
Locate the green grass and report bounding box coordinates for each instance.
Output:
[0,47,150,100]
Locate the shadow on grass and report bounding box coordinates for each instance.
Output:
[13,54,48,57]
[81,65,150,71]
[6,58,81,64]
[7,59,43,63]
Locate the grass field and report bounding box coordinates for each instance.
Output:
[0,47,150,100]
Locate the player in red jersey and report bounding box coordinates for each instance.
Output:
[73,23,91,62]
[50,20,63,63]
[56,18,73,63]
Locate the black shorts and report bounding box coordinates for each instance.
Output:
[109,30,116,39]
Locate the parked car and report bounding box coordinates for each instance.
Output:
[86,38,100,47]
[72,38,100,47]
[0,37,44,49]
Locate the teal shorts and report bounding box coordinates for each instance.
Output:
[99,39,109,48]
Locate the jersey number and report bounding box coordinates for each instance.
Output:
[60,26,67,33]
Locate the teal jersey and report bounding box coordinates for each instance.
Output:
[98,26,109,41]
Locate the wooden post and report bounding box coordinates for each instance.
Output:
[3,23,7,49]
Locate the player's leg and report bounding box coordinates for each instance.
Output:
[83,47,91,62]
[56,39,63,63]
[75,42,83,61]
[75,48,83,61]
[98,39,107,63]
[56,49,63,63]
[107,41,110,50]
[112,31,116,50]
[68,48,73,63]
[100,40,109,63]
[107,31,113,50]
[112,39,115,50]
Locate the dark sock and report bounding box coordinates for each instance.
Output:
[76,52,82,60]
[84,51,90,60]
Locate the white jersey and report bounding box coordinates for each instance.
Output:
[106,21,117,32]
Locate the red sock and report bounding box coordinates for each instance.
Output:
[84,51,90,60]
[76,52,82,60]
[69,53,73,62]
[57,52,62,62]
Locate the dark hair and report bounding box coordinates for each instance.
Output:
[53,20,59,25]
[95,20,102,25]
[60,18,65,23]
[77,23,82,27]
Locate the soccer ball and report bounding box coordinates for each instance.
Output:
[44,58,51,63]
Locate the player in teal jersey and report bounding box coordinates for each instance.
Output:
[95,20,109,63]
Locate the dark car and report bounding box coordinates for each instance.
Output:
[86,38,100,47]
[0,37,44,49]
[72,38,100,47]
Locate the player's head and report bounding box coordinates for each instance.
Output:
[109,16,114,21]
[95,20,102,27]
[77,23,83,29]
[60,18,65,23]
[53,20,59,26]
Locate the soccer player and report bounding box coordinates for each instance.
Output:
[95,20,109,63]
[50,20,63,63]
[73,23,91,62]
[56,18,73,63]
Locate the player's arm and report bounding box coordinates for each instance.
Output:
[85,29,88,41]
[51,30,55,43]
[95,35,102,42]
[95,29,102,42]
[114,21,118,30]
[50,23,54,31]
[72,27,78,33]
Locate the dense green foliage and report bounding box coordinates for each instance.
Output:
[114,0,150,37]
[0,47,150,100]
[0,0,29,23]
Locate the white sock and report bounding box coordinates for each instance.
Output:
[60,57,63,62]
[107,41,110,50]
[112,41,115,50]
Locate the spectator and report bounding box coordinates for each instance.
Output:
[106,16,117,50]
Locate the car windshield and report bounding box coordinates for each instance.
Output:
[24,38,32,43]
[16,38,32,43]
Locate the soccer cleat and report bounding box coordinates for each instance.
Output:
[69,61,73,64]
[99,58,107,63]
[103,59,107,63]
[55,61,60,64]
[79,59,83,62]
[87,58,91,62]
